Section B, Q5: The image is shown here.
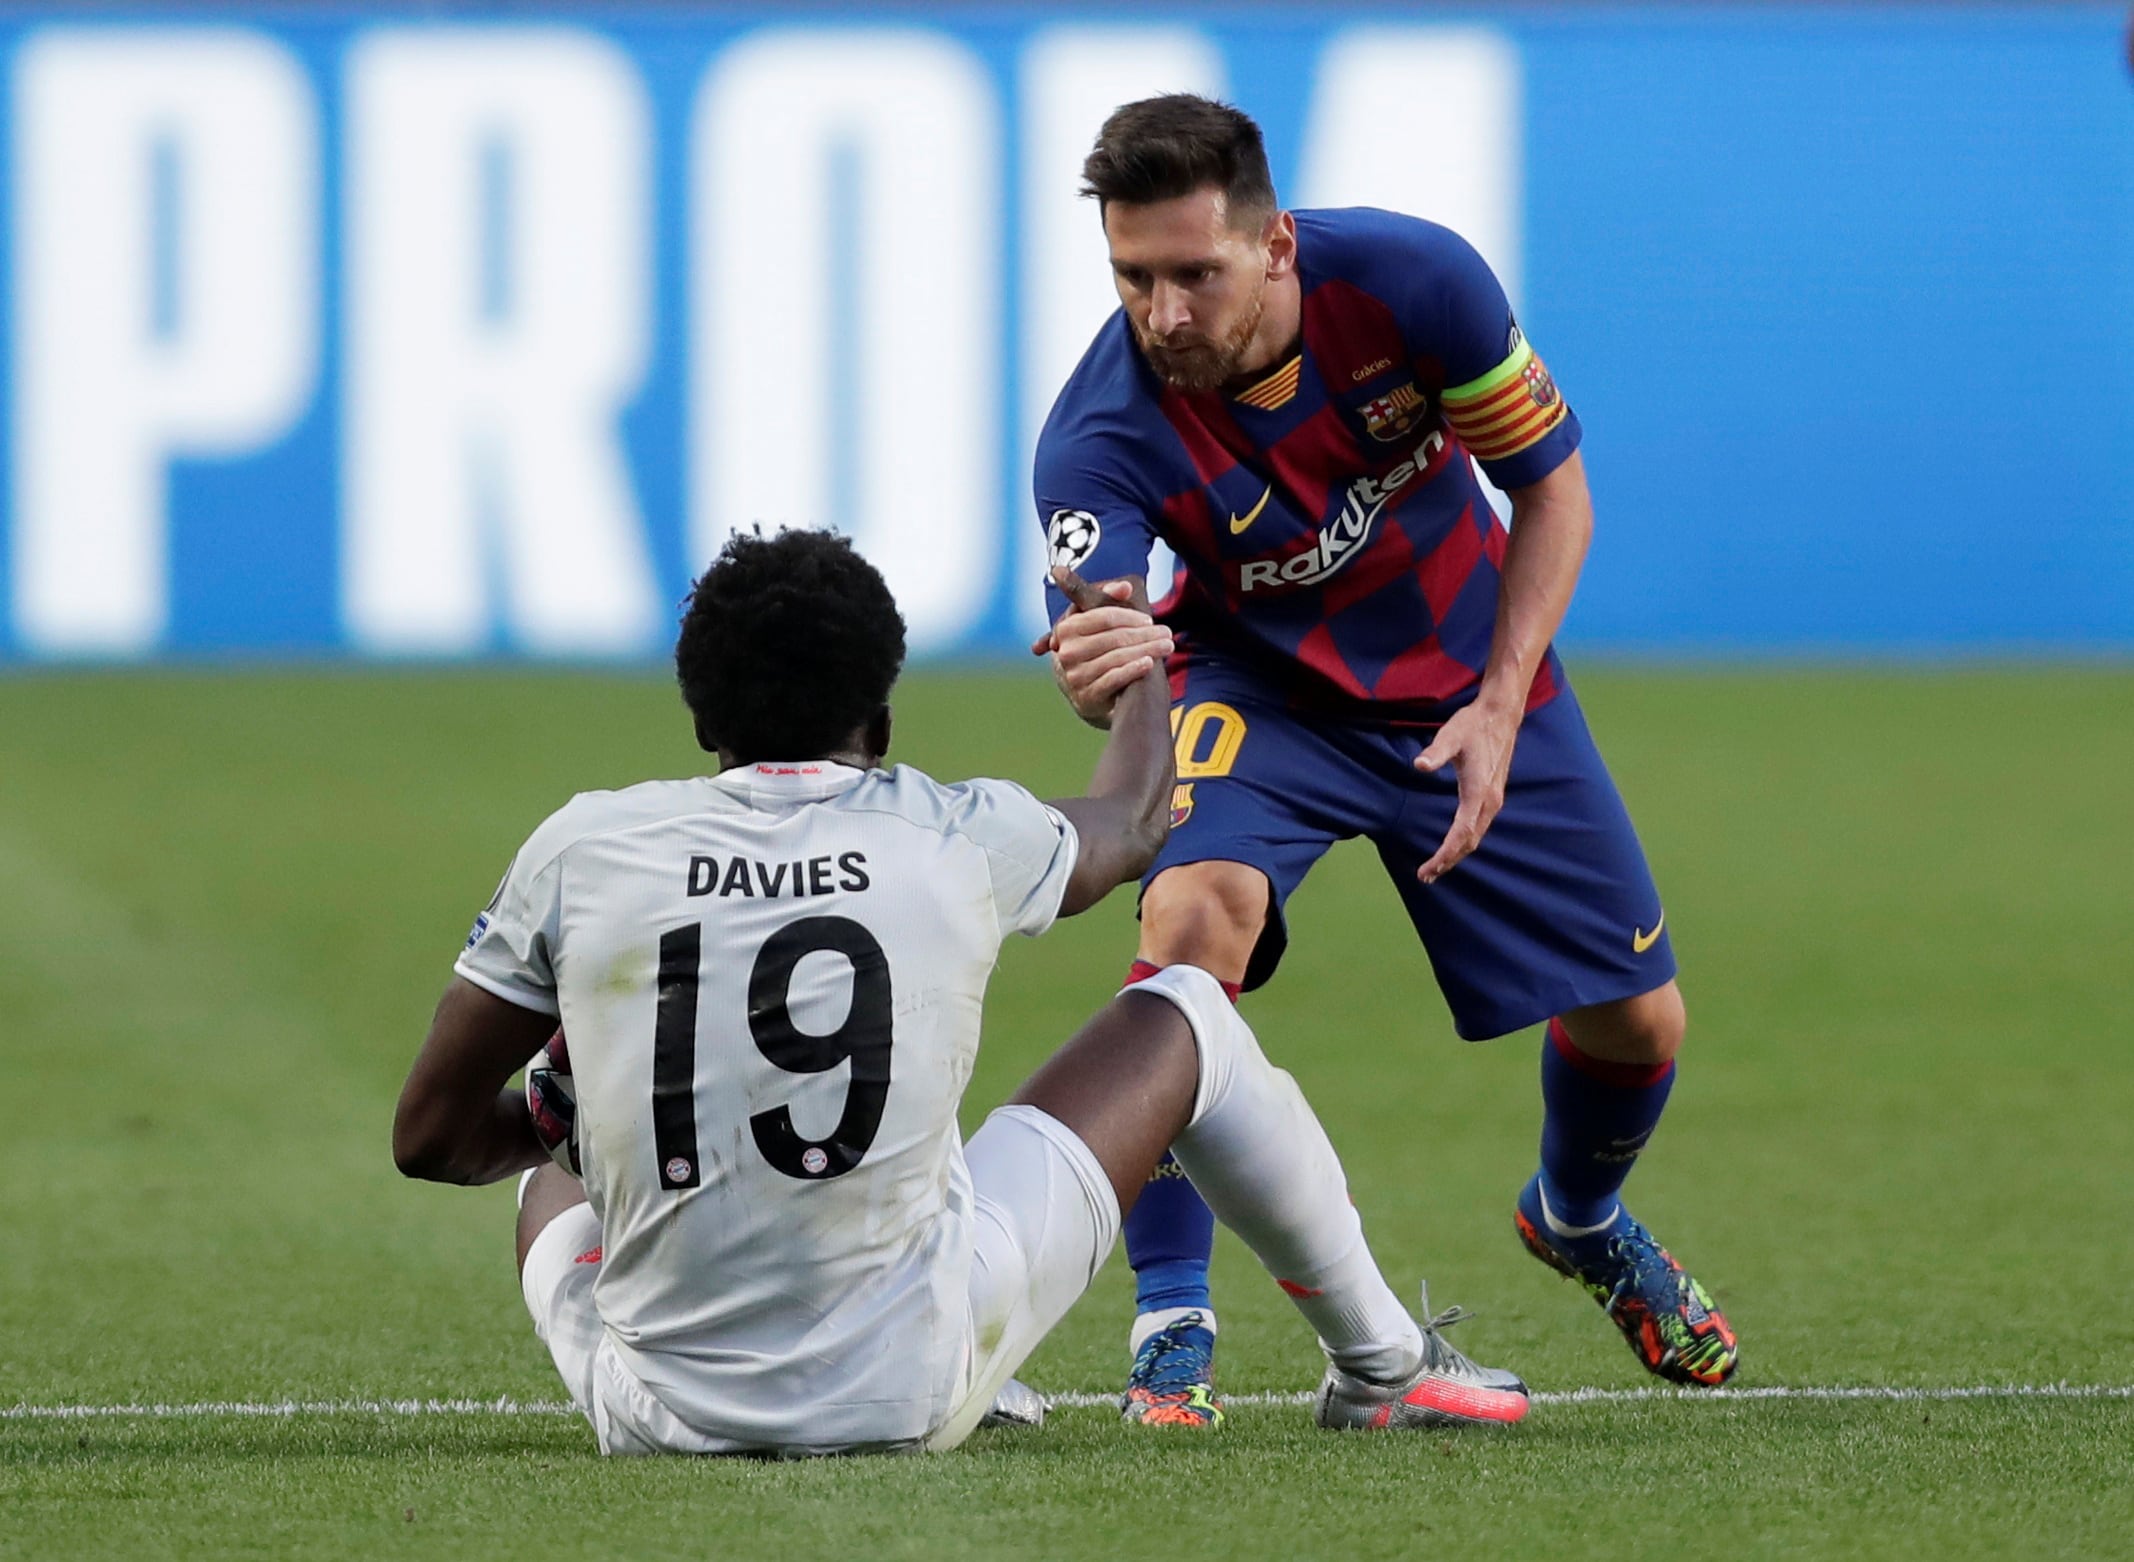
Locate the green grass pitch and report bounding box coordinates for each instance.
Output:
[1,665,2129,1559]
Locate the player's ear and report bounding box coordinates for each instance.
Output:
[1263,210,1297,278]
[865,705,893,765]
[692,712,720,755]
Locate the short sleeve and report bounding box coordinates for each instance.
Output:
[942,777,1081,939]
[1033,438,1159,623]
[1386,218,1581,491]
[453,840,564,1016]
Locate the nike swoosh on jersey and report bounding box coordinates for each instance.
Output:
[1229,487,1272,534]
[1633,911,1666,953]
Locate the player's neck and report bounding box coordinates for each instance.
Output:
[711,710,889,775]
[1230,274,1302,382]
[720,749,877,772]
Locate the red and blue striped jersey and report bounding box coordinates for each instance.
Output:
[1035,208,1580,723]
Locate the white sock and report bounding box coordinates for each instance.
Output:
[1129,1307,1218,1355]
[1539,1184,1621,1240]
[1134,967,1424,1385]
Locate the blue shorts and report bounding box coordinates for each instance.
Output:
[1149,658,1676,1040]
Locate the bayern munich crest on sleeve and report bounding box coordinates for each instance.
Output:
[1045,509,1101,573]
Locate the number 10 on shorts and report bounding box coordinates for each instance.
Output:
[1172,701,1247,780]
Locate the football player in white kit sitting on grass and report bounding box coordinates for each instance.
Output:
[392,528,1529,1455]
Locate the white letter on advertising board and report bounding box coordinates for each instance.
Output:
[10,30,318,654]
[691,30,1000,655]
[343,29,659,655]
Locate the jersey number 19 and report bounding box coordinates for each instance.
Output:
[650,915,893,1190]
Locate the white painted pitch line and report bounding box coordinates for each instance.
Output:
[1049,1384,2134,1410]
[4,1384,2131,1422]
[0,1397,577,1422]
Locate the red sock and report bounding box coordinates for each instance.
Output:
[1126,959,1241,1004]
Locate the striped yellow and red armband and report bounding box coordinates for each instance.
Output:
[1439,338,1570,462]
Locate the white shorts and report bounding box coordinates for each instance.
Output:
[520,1103,1120,1456]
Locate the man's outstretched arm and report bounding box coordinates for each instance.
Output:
[1041,566,1176,916]
[1031,573,1156,729]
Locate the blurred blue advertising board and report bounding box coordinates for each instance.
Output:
[0,5,2127,662]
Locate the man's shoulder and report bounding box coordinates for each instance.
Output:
[1296,206,1471,263]
[841,767,1048,839]
[1295,206,1486,301]
[514,778,728,874]
[1037,314,1174,469]
[1051,308,1145,406]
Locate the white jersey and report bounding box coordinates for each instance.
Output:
[456,760,1078,1451]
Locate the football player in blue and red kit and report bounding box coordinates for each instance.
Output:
[1032,95,1739,1425]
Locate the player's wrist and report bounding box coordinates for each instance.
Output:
[1469,679,1526,724]
[1057,670,1113,727]
[1067,685,1115,728]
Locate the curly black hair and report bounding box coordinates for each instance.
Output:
[675,529,906,764]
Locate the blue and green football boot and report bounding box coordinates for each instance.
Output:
[1515,1175,1739,1386]
[1121,1311,1224,1427]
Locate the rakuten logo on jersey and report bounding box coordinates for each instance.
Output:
[1237,430,1446,593]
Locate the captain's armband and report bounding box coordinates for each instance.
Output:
[1440,336,1570,463]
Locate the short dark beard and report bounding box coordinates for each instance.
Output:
[1136,281,1266,392]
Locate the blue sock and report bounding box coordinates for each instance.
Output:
[1125,1151,1216,1315]
[1538,1017,1676,1235]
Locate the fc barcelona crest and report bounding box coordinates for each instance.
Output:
[1169,783,1196,828]
[1361,382,1428,442]
[1522,359,1561,409]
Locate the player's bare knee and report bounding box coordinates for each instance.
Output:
[1638,981,1687,1061]
[1566,981,1685,1066]
[1139,862,1268,979]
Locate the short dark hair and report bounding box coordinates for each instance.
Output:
[675,529,906,763]
[1080,94,1276,226]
